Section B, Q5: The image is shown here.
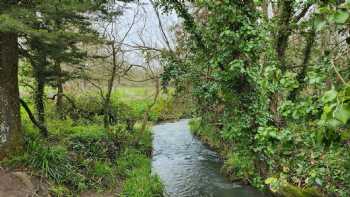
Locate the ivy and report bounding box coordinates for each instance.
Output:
[158,0,350,195]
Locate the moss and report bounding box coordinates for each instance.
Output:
[280,184,323,197]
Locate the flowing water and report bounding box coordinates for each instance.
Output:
[152,119,266,197]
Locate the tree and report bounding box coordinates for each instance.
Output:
[0,32,23,159]
[0,0,129,155]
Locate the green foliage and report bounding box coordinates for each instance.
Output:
[153,93,192,121]
[25,140,72,184]
[61,88,188,125]
[87,161,115,188]
[159,0,350,196]
[69,125,122,161]
[189,118,223,150]
[49,185,72,197]
[115,148,150,178]
[120,167,163,197]
[223,152,256,183]
[4,91,164,196]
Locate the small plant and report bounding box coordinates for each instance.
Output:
[49,185,72,197]
[87,161,115,189]
[25,138,73,184]
[222,151,256,183]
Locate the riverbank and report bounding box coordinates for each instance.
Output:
[189,119,332,197]
[0,87,191,196]
[0,121,163,197]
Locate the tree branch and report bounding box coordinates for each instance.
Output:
[20,98,49,137]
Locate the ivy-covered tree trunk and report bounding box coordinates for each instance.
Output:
[275,0,294,71]
[269,0,294,127]
[288,29,316,101]
[0,32,23,159]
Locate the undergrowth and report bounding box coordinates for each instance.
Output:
[2,91,168,196]
[190,118,350,196]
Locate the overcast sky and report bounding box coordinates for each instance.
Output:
[112,0,178,65]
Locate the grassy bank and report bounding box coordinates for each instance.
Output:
[1,87,191,196]
[2,117,163,196]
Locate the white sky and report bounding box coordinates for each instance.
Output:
[112,0,178,65]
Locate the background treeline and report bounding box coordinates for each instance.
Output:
[157,0,350,196]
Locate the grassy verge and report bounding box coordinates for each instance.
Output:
[2,118,163,196]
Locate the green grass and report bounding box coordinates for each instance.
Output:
[4,112,163,196]
[9,85,190,196]
[113,87,155,102]
[117,149,164,197]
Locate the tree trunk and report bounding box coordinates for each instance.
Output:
[55,61,64,119]
[0,32,23,159]
[104,42,118,129]
[262,1,269,20]
[275,0,294,72]
[288,29,316,101]
[141,78,160,133]
[269,0,294,127]
[33,66,47,137]
[20,99,48,135]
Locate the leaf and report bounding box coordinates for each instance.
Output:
[265,177,277,184]
[333,10,349,24]
[322,89,337,103]
[314,13,328,31]
[315,178,323,186]
[327,119,342,129]
[340,131,350,141]
[334,103,350,124]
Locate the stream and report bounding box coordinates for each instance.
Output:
[152,119,266,197]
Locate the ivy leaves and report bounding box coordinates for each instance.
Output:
[320,87,350,129]
[332,10,350,24]
[315,1,350,31]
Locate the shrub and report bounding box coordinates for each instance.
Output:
[69,125,120,161]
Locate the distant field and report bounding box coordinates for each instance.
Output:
[114,86,156,101]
